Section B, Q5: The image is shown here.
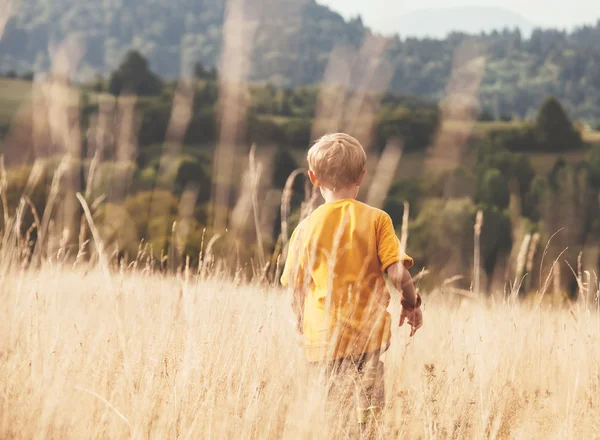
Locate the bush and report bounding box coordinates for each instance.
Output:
[93,161,137,201]
[376,106,440,153]
[478,168,510,210]
[280,118,312,148]
[183,109,217,144]
[95,203,139,256]
[246,116,285,146]
[272,147,300,189]
[154,156,212,202]
[478,108,495,122]
[587,144,600,190]
[138,103,171,146]
[383,179,422,225]
[476,141,535,209]
[524,175,548,222]
[123,190,180,248]
[487,126,538,152]
[409,197,477,283]
[173,157,211,202]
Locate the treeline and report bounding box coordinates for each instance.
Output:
[80,51,590,155]
[385,140,600,295]
[79,51,441,154]
[1,50,599,295]
[2,0,600,123]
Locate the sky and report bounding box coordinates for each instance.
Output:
[320,0,600,35]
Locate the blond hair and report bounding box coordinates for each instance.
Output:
[307,133,367,189]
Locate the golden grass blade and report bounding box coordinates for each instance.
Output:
[280,168,307,247]
[400,201,410,258]
[0,155,10,230]
[366,139,403,209]
[425,40,487,173]
[76,192,110,278]
[74,387,132,429]
[211,0,257,230]
[0,0,12,39]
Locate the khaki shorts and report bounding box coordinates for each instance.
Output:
[311,343,390,425]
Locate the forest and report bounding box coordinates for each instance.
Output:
[1,47,600,296]
[1,0,600,123]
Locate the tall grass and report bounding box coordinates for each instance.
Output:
[0,266,598,439]
[1,2,599,438]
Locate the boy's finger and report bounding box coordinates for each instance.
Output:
[410,326,416,337]
[399,315,406,327]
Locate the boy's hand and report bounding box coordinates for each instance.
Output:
[399,307,423,336]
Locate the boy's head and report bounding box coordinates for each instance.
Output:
[307,133,367,190]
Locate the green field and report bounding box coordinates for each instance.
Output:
[0,79,32,126]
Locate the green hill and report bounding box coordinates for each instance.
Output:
[1,1,600,123]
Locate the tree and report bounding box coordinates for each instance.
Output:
[478,168,510,210]
[272,147,299,189]
[194,62,217,80]
[383,179,422,225]
[487,126,538,152]
[535,97,583,151]
[478,107,495,122]
[588,145,600,190]
[409,198,477,284]
[109,51,164,96]
[282,118,312,148]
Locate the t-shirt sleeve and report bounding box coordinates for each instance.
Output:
[280,225,305,288]
[377,212,414,272]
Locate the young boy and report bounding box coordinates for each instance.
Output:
[281,133,423,431]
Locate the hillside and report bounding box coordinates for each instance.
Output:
[1,0,600,123]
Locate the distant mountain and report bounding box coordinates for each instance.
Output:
[1,0,600,122]
[390,7,536,39]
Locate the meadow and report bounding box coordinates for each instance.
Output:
[1,264,599,439]
[1,34,600,440]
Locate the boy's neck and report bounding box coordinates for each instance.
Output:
[321,185,359,203]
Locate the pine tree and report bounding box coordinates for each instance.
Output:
[535,97,583,151]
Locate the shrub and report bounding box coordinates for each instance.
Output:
[478,168,510,210]
[487,126,538,152]
[281,118,312,148]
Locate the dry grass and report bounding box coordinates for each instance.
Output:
[0,17,599,439]
[0,267,599,439]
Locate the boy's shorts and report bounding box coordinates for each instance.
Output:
[311,343,390,424]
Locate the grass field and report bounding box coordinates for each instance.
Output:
[0,79,32,125]
[1,266,599,439]
[0,77,599,440]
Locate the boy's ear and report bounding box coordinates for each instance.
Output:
[357,170,367,186]
[308,170,320,187]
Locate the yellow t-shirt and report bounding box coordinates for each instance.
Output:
[281,198,413,362]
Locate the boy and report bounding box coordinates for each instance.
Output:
[281,133,423,432]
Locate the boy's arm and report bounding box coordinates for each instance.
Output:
[386,262,417,307]
[387,262,423,335]
[377,212,423,335]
